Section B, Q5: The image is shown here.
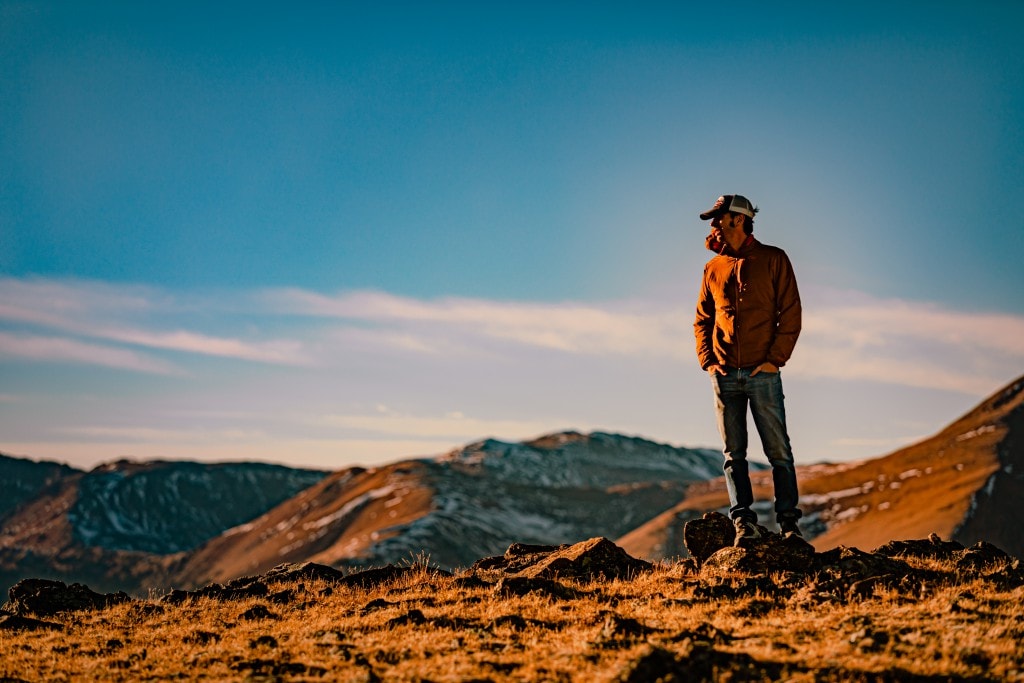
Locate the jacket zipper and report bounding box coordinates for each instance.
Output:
[734,257,742,370]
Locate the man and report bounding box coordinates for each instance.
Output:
[693,194,803,544]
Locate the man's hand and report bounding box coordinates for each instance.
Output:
[750,362,779,376]
[705,229,725,253]
[707,364,727,376]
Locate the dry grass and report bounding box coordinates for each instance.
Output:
[2,557,1023,682]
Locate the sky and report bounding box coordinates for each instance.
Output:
[2,1,1023,472]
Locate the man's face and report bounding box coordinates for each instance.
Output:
[709,212,742,240]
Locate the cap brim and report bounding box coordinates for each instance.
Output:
[699,195,728,221]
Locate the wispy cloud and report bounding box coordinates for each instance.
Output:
[0,331,179,375]
[59,426,268,442]
[3,277,1021,396]
[789,344,998,395]
[0,277,158,317]
[263,286,1022,396]
[802,292,1024,356]
[793,290,1024,394]
[307,408,575,442]
[263,288,688,358]
[5,276,1023,469]
[95,328,307,364]
[0,277,308,366]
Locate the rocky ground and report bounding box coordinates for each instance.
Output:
[1,513,1022,681]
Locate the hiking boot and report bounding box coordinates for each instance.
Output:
[779,519,802,537]
[733,517,761,545]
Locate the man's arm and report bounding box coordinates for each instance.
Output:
[765,251,802,368]
[694,266,718,372]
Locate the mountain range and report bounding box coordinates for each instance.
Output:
[0,459,327,595]
[171,432,725,588]
[2,374,1022,596]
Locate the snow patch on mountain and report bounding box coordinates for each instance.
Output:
[440,431,723,489]
[339,431,729,569]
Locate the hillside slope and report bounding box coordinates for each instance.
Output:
[0,453,78,522]
[172,432,724,587]
[0,458,327,595]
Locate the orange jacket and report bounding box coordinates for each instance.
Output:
[694,236,801,370]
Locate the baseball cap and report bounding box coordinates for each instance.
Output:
[699,194,756,220]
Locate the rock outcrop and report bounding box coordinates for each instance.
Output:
[4,531,1020,627]
[158,561,452,604]
[681,510,1018,599]
[472,537,652,581]
[3,578,130,617]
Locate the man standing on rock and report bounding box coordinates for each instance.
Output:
[693,194,803,545]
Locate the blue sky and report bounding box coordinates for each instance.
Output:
[2,1,1023,471]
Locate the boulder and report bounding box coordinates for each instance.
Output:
[516,538,652,580]
[815,546,915,582]
[4,578,129,617]
[160,580,268,604]
[471,543,565,575]
[682,511,735,566]
[0,613,63,632]
[250,562,347,585]
[811,546,929,600]
[701,532,815,575]
[475,538,650,581]
[873,534,1015,573]
[873,536,965,560]
[955,541,1013,571]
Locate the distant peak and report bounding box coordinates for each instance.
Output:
[524,431,588,449]
[90,459,143,474]
[460,437,513,452]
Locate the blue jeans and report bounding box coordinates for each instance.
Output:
[710,367,802,524]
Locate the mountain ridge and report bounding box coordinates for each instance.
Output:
[171,432,727,588]
[2,373,1022,596]
[0,456,329,595]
